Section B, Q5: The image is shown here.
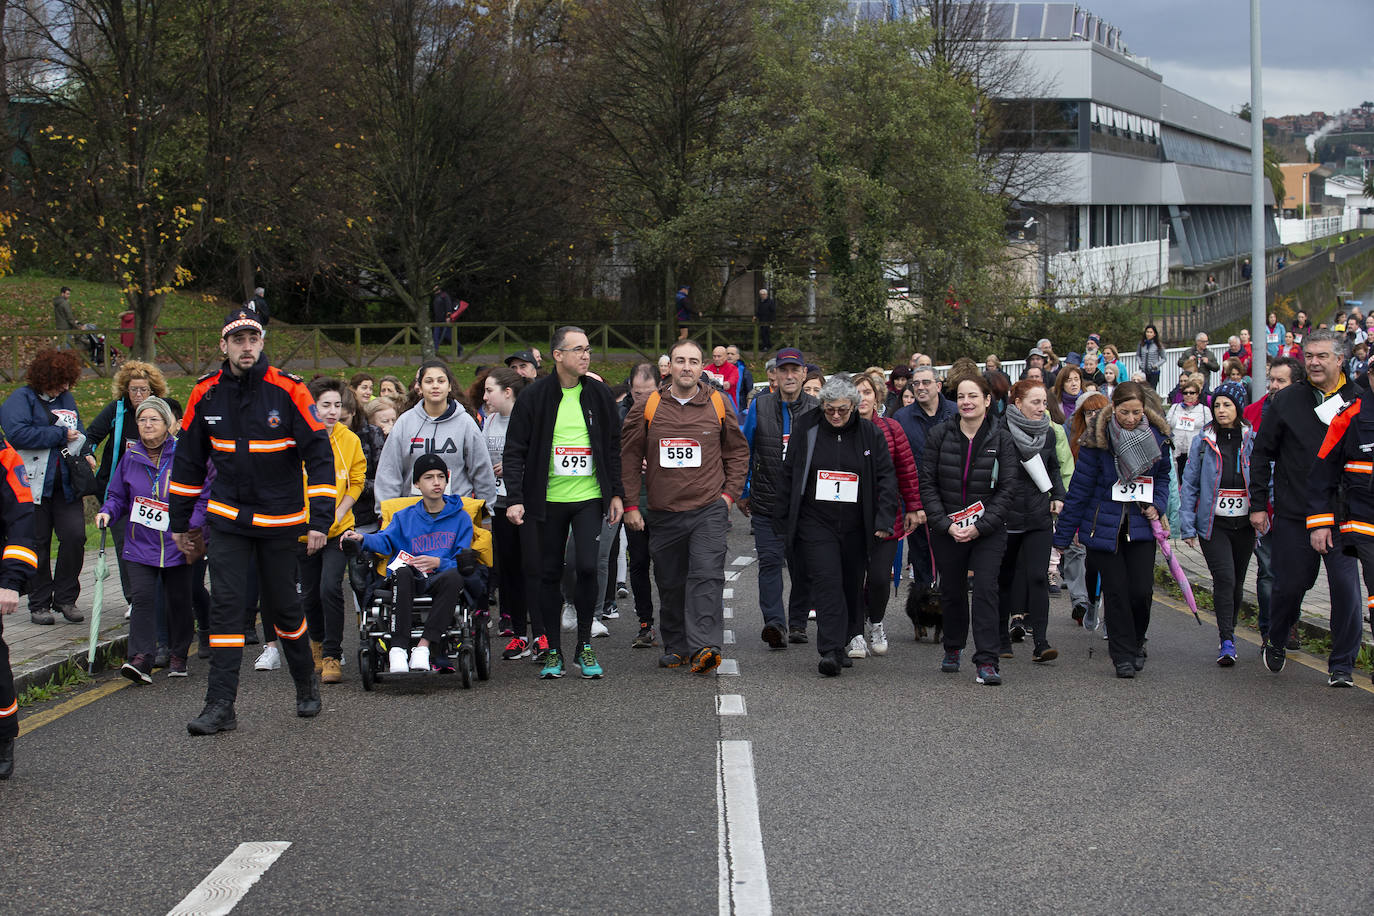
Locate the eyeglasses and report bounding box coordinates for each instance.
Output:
[127,385,151,395]
[556,346,592,356]
[1183,390,1199,395]
[823,405,852,416]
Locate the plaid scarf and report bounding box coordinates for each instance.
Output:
[1107,415,1161,483]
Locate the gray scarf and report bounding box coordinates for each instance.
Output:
[1003,404,1049,460]
[1107,415,1161,483]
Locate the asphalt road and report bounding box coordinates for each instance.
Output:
[4,514,1374,915]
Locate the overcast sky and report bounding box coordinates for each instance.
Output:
[1086,0,1373,118]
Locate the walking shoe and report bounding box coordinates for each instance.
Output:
[940,649,960,673]
[845,635,868,659]
[1217,640,1237,667]
[632,624,657,648]
[530,634,550,664]
[575,643,603,679]
[1286,626,1301,651]
[296,673,322,718]
[590,617,610,638]
[29,609,54,625]
[539,649,565,679]
[187,700,238,735]
[124,603,133,620]
[1115,663,1136,678]
[409,645,430,671]
[868,621,888,656]
[388,647,408,673]
[311,640,324,675]
[999,640,1014,659]
[56,604,84,623]
[1133,649,1146,672]
[1071,604,1087,626]
[788,627,809,645]
[167,656,188,677]
[502,636,531,660]
[1009,615,1026,642]
[153,645,170,669]
[499,614,514,637]
[1032,645,1059,663]
[818,651,842,677]
[1328,670,1354,688]
[120,656,153,686]
[1083,598,1101,631]
[760,624,786,649]
[690,646,722,674]
[659,652,686,668]
[321,657,343,684]
[600,603,620,620]
[0,737,12,780]
[197,633,212,659]
[254,645,281,671]
[245,629,260,645]
[617,581,629,598]
[808,609,817,620]
[975,664,1002,685]
[561,603,576,631]
[431,655,456,674]
[1263,642,1285,673]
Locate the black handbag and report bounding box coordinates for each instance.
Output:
[61,444,100,498]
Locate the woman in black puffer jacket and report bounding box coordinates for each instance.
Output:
[920,375,1020,686]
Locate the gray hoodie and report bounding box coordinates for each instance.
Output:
[375,400,497,505]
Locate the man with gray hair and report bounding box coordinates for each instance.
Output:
[1249,328,1363,685]
[1178,331,1220,390]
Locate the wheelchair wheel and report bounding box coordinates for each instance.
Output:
[475,627,491,681]
[459,646,474,689]
[359,647,375,692]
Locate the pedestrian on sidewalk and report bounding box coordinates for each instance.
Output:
[621,339,749,674]
[0,437,40,779]
[1179,384,1255,667]
[96,397,209,683]
[169,309,334,735]
[1248,330,1363,685]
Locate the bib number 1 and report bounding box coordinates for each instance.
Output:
[816,470,858,503]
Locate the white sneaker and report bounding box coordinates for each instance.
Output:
[869,621,888,656]
[616,582,629,598]
[409,645,430,671]
[846,635,868,659]
[600,604,620,620]
[591,617,610,638]
[124,603,133,620]
[388,647,408,674]
[561,603,577,631]
[808,609,817,620]
[253,645,281,671]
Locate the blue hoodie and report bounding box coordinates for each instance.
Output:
[360,494,474,574]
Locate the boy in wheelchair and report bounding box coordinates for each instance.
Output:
[341,454,474,674]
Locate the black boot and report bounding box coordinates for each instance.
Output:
[296,672,321,718]
[187,700,237,736]
[0,737,13,779]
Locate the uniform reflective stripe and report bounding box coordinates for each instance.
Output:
[306,485,335,499]
[248,438,296,452]
[168,481,204,497]
[252,511,307,527]
[208,634,245,647]
[1339,520,1374,537]
[1307,514,1336,529]
[2,545,38,568]
[210,437,236,452]
[1344,461,1374,474]
[0,699,16,717]
[274,620,308,640]
[207,501,240,520]
[1367,596,1374,608]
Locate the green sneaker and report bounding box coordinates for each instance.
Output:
[575,643,603,679]
[539,648,564,679]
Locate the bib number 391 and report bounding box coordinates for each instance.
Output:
[816,470,858,503]
[553,446,593,477]
[1112,477,1154,503]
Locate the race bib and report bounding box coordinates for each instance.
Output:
[781,433,790,461]
[816,470,858,503]
[495,477,507,498]
[1215,488,1249,517]
[950,501,985,531]
[1112,477,1154,503]
[553,446,593,476]
[659,438,701,468]
[1266,331,1278,344]
[1315,395,1347,426]
[387,550,429,578]
[1176,415,1196,431]
[132,496,169,531]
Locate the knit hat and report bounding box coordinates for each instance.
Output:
[412,453,449,484]
[1212,381,1249,411]
[134,396,177,434]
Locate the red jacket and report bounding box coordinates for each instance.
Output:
[873,416,921,540]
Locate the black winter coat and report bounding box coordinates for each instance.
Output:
[919,415,1020,537]
[1004,427,1067,532]
[745,390,817,517]
[774,410,899,547]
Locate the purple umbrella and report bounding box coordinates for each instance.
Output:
[1151,518,1202,625]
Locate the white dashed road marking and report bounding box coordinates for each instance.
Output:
[732,556,753,566]
[167,842,290,916]
[716,694,746,716]
[716,659,740,676]
[723,588,734,599]
[723,607,734,619]
[723,630,735,644]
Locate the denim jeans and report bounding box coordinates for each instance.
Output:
[752,515,809,631]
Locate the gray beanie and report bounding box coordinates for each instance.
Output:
[135,396,178,435]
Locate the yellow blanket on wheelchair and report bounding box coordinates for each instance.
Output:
[372,496,494,574]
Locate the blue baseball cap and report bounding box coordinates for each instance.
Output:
[775,347,804,367]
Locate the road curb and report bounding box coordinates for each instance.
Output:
[14,633,127,697]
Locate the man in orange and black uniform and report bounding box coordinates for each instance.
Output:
[169,309,335,735]
[0,437,39,777]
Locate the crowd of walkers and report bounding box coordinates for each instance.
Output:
[2,311,1372,778]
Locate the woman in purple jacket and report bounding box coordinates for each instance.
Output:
[96,397,211,682]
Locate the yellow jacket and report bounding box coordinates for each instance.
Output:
[300,422,366,541]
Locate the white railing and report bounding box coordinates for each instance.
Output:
[1047,240,1169,298]
[1278,209,1362,245]
[930,342,1235,398]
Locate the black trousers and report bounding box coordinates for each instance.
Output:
[1268,515,1362,673]
[997,529,1053,647]
[126,562,194,660]
[192,557,210,634]
[29,494,86,611]
[933,530,1008,668]
[298,542,347,658]
[799,526,868,657]
[0,615,15,739]
[111,522,132,604]
[393,566,461,650]
[205,531,313,704]
[863,537,901,628]
[1089,536,1156,667]
[1199,524,1255,643]
[626,523,654,625]
[535,499,603,652]
[493,512,542,638]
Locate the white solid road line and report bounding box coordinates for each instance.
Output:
[167,842,290,916]
[717,740,772,915]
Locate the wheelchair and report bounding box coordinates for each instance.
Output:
[346,496,494,691]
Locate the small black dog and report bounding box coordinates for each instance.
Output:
[904,584,943,643]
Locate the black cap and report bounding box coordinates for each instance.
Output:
[412,454,449,485]
[222,309,264,338]
[505,349,537,367]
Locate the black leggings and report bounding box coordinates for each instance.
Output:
[997,528,1053,646]
[626,524,654,625]
[493,511,542,639]
[1199,524,1254,643]
[536,499,603,652]
[863,537,901,627]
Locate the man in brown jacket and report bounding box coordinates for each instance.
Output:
[621,338,750,673]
